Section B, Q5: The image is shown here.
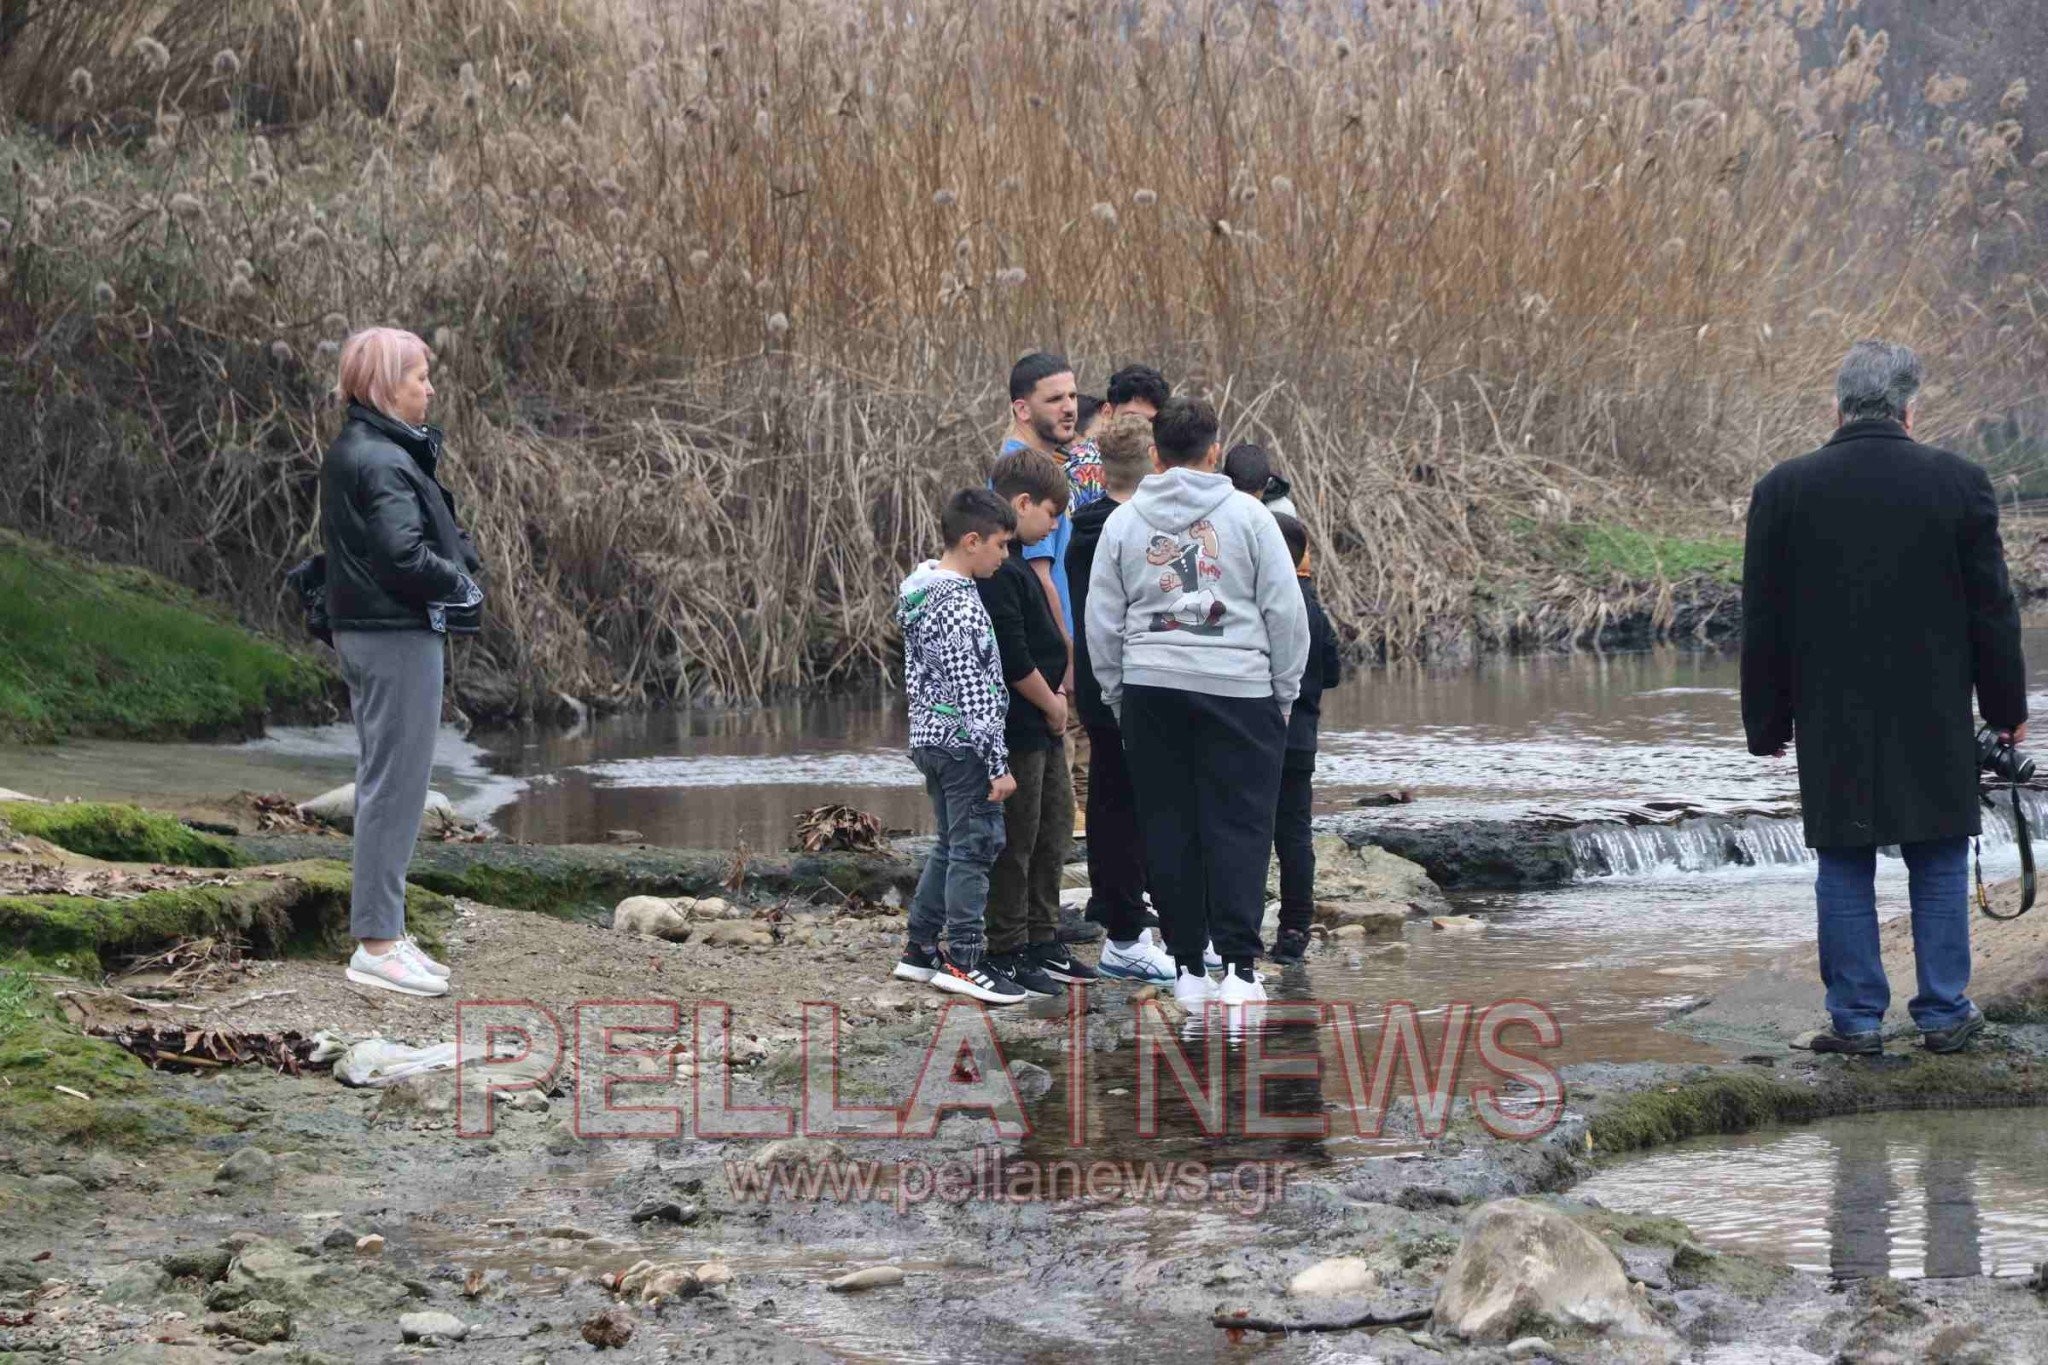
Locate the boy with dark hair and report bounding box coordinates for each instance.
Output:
[1223,442,1301,518]
[1069,414,1177,984]
[979,451,1099,995]
[1267,512,1344,965]
[1105,364,1171,421]
[1087,396,1309,1010]
[895,489,1028,1004]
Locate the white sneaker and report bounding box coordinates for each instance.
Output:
[1173,965,1219,1011]
[1203,940,1223,971]
[1100,936,1176,985]
[1218,965,1267,1007]
[347,944,449,997]
[400,936,451,980]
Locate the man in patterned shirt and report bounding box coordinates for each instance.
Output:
[893,489,1028,1005]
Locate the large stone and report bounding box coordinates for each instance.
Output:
[213,1147,276,1185]
[613,895,693,941]
[224,1239,410,1314]
[206,1299,293,1344]
[700,921,773,948]
[1314,901,1409,935]
[399,1311,471,1344]
[1274,839,1449,915]
[1287,1256,1381,1298]
[1432,1199,1659,1343]
[297,783,453,833]
[161,1249,234,1282]
[753,1137,844,1167]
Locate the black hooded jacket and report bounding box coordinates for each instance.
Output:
[319,403,483,634]
[1068,496,1121,729]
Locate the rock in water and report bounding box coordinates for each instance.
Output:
[1432,1199,1658,1343]
[1287,1256,1381,1298]
[298,782,453,832]
[581,1308,634,1348]
[613,895,692,941]
[1008,1060,1054,1102]
[399,1311,471,1344]
[1274,838,1451,914]
[827,1265,905,1292]
[1431,915,1484,932]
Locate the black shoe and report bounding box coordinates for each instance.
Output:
[1033,940,1099,984]
[1810,1026,1883,1056]
[1920,1008,1985,1055]
[929,950,1028,1005]
[988,951,1063,998]
[1269,928,1312,966]
[1057,903,1106,944]
[892,943,939,984]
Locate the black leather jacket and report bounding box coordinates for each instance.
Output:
[320,403,483,634]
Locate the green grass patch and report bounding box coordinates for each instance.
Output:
[0,528,329,743]
[0,801,245,867]
[1549,523,1743,583]
[0,967,225,1148]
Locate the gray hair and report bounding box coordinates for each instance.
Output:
[1835,339,1923,423]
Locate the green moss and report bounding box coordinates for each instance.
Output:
[232,834,921,919]
[0,528,329,743]
[0,861,451,975]
[0,969,224,1148]
[1570,1205,1792,1299]
[1590,1072,1813,1153]
[0,801,246,867]
[1590,1052,2048,1155]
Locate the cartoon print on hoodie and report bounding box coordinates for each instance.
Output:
[1144,522,1226,634]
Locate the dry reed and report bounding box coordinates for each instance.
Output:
[1,0,2044,708]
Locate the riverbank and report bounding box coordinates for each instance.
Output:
[5,797,2047,1362]
[0,531,330,744]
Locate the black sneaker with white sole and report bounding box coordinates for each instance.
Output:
[987,951,1064,998]
[929,950,1027,1005]
[1032,940,1099,984]
[892,943,939,984]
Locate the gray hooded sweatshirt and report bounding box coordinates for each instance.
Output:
[1084,466,1311,712]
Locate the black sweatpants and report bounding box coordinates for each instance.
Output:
[1275,757,1316,935]
[1120,685,1286,972]
[1083,721,1150,941]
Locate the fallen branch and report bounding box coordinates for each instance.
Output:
[1211,1306,1431,1335]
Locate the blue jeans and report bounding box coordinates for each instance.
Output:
[908,747,1005,964]
[1815,838,1975,1035]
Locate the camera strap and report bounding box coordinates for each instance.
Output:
[1976,783,2037,920]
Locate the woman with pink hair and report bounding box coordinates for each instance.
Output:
[321,327,484,997]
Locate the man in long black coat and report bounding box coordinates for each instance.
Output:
[1742,339,2027,1055]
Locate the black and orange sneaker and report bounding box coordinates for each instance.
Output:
[929,949,1028,1005]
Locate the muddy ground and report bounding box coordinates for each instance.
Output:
[6,830,2048,1362]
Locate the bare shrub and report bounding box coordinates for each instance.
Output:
[1,0,2043,707]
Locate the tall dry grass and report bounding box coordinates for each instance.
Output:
[2,0,2044,708]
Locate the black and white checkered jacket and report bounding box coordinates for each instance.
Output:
[897,563,1009,779]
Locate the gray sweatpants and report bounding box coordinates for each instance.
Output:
[334,630,445,941]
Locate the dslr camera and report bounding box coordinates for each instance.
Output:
[1976,724,2037,784]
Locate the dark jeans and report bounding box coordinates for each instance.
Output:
[986,743,1071,954]
[1814,837,1974,1035]
[1084,721,1149,941]
[1121,685,1285,971]
[1275,757,1316,934]
[908,747,1005,963]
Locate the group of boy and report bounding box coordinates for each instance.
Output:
[893,353,1341,1011]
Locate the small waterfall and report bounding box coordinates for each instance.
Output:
[1567,787,2048,879]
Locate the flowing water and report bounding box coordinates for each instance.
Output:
[1574,1109,2048,1280]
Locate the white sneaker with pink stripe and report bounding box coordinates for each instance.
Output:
[347,944,448,997]
[400,936,451,979]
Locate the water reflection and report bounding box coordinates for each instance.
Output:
[1576,1110,2048,1279]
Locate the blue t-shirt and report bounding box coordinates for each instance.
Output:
[998,436,1105,635]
